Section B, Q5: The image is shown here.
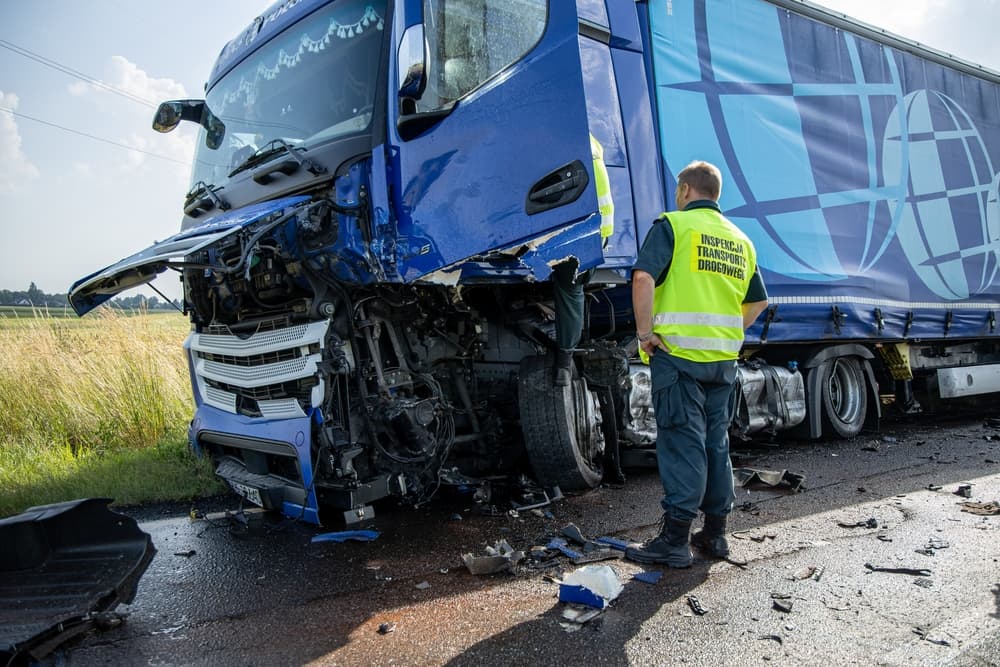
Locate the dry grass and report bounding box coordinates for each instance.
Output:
[0,308,222,516]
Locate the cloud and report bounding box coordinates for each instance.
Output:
[0,90,40,193]
[106,55,188,104]
[64,55,188,106]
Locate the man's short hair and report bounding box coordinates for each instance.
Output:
[678,161,722,200]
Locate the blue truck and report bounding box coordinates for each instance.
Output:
[70,0,1000,525]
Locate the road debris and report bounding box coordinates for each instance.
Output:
[559,606,603,632]
[311,529,380,543]
[926,484,942,491]
[792,566,820,581]
[462,539,525,575]
[632,571,663,585]
[686,595,708,615]
[173,550,196,558]
[772,598,794,613]
[913,627,952,646]
[959,500,1000,515]
[758,634,783,644]
[596,536,629,551]
[954,484,973,498]
[837,517,878,529]
[377,622,396,635]
[864,562,932,576]
[914,537,950,557]
[558,565,623,609]
[415,581,431,590]
[913,579,934,588]
[861,440,880,452]
[733,468,805,492]
[546,537,584,560]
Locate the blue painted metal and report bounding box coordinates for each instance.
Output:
[190,404,321,522]
[386,2,597,282]
[68,195,311,315]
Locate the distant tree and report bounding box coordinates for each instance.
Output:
[26,282,43,305]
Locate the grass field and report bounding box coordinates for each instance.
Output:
[0,308,223,517]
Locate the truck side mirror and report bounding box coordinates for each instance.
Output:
[152,100,226,150]
[397,25,427,103]
[152,101,186,133]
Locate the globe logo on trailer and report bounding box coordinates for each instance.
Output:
[883,90,1000,299]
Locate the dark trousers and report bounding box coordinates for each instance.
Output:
[650,350,737,523]
[552,262,591,351]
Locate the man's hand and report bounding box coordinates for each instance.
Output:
[639,333,668,357]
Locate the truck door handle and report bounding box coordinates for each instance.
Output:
[525,160,590,215]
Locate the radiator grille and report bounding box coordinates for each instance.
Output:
[188,320,329,418]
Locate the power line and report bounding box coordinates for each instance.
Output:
[0,39,158,108]
[0,106,189,165]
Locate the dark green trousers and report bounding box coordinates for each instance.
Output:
[552,262,591,350]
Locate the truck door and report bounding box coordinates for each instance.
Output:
[389,1,598,280]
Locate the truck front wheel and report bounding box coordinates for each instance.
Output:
[518,354,604,491]
[819,356,868,438]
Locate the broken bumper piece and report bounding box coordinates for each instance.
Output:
[0,498,155,663]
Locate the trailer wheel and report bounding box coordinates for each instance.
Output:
[818,356,868,438]
[518,354,604,491]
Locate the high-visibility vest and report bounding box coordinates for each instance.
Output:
[590,134,614,240]
[650,207,755,363]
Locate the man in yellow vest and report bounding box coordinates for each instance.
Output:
[626,161,768,567]
[552,133,615,386]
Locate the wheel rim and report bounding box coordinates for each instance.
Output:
[826,359,864,425]
[570,378,604,474]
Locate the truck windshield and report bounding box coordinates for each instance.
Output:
[190,0,386,187]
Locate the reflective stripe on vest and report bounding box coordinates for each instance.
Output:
[650,207,755,363]
[590,134,614,239]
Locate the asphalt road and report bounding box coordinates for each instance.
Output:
[46,410,1000,666]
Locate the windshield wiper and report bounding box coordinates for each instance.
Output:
[228,139,324,180]
[184,181,230,218]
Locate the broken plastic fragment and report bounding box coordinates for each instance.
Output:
[732,467,805,492]
[959,500,1000,515]
[462,539,525,575]
[561,606,602,624]
[596,536,629,551]
[686,595,707,615]
[632,571,663,585]
[772,599,794,613]
[864,562,932,576]
[311,529,380,543]
[547,537,584,560]
[558,565,623,609]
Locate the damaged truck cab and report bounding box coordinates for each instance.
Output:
[71,0,1000,525]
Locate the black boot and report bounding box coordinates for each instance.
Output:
[625,516,692,568]
[553,349,574,387]
[691,513,730,558]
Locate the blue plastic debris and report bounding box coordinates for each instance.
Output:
[547,537,583,559]
[596,536,629,551]
[558,565,624,609]
[632,571,663,585]
[311,529,380,543]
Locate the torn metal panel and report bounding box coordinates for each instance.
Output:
[0,498,155,663]
[417,217,603,285]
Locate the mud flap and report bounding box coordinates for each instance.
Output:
[0,498,155,663]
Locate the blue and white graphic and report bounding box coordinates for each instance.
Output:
[648,0,1000,317]
[885,90,1000,299]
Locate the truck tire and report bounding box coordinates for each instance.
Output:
[818,356,868,438]
[518,354,604,491]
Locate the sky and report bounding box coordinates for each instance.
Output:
[1,0,998,302]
